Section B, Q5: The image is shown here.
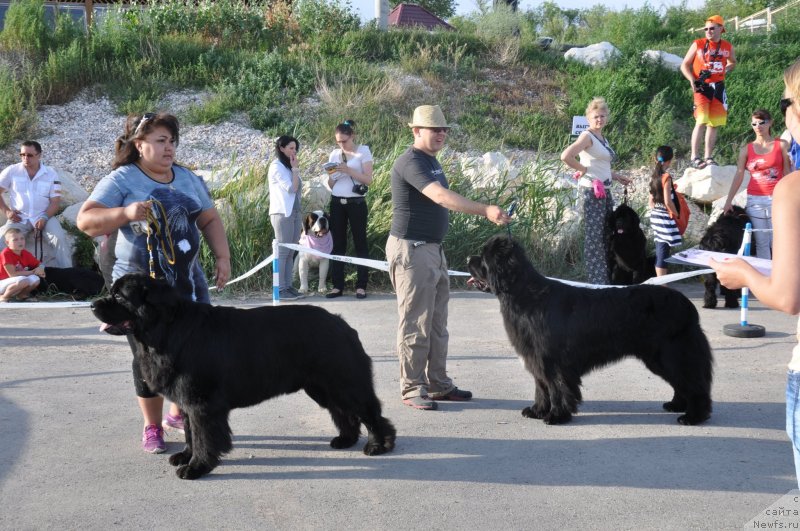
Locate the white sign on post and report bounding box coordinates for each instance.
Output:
[571,116,589,136]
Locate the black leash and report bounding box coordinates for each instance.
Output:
[34,229,43,262]
[506,199,518,237]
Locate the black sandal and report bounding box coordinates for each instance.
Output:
[705,157,718,166]
[690,157,706,169]
[325,289,343,299]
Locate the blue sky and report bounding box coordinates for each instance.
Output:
[351,0,706,21]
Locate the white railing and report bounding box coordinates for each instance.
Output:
[688,0,800,33]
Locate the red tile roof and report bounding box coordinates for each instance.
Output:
[388,3,453,30]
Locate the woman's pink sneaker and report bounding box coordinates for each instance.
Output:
[162,412,185,434]
[142,424,166,454]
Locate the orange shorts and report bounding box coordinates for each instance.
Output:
[693,84,728,127]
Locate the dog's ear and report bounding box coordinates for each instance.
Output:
[133,277,180,317]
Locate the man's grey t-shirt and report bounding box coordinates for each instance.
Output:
[389,147,449,243]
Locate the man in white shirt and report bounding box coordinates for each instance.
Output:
[0,141,72,267]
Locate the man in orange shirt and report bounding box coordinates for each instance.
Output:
[680,15,737,169]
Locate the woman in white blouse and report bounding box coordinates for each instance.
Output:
[325,120,374,299]
[268,135,303,300]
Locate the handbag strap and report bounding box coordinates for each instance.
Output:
[588,131,617,162]
[341,150,358,188]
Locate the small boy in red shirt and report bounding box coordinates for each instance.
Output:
[0,227,44,302]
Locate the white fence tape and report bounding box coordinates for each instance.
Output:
[2,243,717,307]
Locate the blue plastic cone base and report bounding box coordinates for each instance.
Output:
[723,323,766,338]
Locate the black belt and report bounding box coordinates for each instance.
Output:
[333,196,365,205]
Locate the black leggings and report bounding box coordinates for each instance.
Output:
[329,198,369,291]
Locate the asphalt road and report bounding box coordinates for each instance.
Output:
[1,283,798,529]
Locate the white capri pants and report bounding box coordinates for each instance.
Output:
[0,275,39,295]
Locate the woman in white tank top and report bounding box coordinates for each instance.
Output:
[560,97,631,284]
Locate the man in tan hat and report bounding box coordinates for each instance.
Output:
[385,105,511,410]
[680,14,736,169]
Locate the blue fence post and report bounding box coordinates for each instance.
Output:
[272,239,280,305]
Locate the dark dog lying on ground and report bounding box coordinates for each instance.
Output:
[607,203,653,285]
[699,206,753,309]
[468,235,713,425]
[91,274,396,479]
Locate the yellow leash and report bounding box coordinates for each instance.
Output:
[144,199,176,279]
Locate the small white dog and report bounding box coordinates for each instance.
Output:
[296,211,333,294]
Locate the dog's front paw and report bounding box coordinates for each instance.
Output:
[175,463,212,480]
[330,435,359,449]
[677,412,710,425]
[521,406,545,419]
[169,449,192,467]
[362,440,391,456]
[543,411,572,425]
[662,400,687,413]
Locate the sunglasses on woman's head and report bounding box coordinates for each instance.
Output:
[780,98,794,117]
[133,112,156,136]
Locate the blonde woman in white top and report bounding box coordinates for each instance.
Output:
[711,57,800,488]
[325,120,374,299]
[268,135,303,300]
[560,97,631,284]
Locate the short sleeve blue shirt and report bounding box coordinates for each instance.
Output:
[88,163,214,302]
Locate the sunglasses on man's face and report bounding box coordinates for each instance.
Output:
[424,127,449,134]
[703,26,720,31]
[19,152,38,158]
[780,98,794,117]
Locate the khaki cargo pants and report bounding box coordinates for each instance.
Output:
[386,235,454,399]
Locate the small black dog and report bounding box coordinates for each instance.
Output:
[92,274,396,479]
[468,235,713,425]
[699,206,753,309]
[607,203,653,285]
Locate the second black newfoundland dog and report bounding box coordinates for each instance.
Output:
[607,203,653,285]
[699,206,753,309]
[468,235,713,425]
[92,274,396,479]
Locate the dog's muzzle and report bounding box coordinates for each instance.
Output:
[98,321,133,335]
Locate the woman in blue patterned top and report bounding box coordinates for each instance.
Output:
[77,112,230,454]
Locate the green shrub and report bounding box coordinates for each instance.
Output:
[145,0,268,48]
[0,0,51,55]
[293,0,360,53]
[474,4,522,41]
[0,65,31,146]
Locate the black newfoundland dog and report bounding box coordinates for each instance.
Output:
[92,274,396,479]
[699,206,753,309]
[468,235,713,425]
[607,203,653,285]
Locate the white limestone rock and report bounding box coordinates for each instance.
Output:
[564,42,621,67]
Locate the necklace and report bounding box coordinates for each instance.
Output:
[136,163,175,189]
